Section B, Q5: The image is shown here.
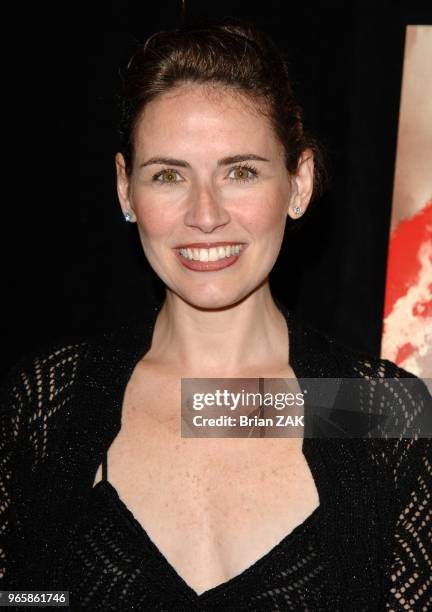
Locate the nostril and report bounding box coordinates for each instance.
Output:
[184,202,231,233]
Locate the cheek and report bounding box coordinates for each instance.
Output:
[134,202,174,242]
[240,195,287,236]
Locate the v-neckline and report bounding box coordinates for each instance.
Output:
[89,299,338,603]
[94,475,323,602]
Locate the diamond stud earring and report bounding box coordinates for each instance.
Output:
[124,211,132,222]
[292,205,303,216]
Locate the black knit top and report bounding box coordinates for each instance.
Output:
[1,301,431,611]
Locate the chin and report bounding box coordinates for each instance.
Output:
[173,284,253,311]
[176,274,272,311]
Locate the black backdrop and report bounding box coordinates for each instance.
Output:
[2,0,431,376]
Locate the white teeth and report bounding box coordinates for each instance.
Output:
[208,247,218,261]
[178,244,244,261]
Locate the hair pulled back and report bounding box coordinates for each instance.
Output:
[118,17,327,206]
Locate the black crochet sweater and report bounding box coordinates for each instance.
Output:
[1,302,431,611]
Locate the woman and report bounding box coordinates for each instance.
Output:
[1,17,431,612]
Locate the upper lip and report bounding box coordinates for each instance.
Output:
[174,241,247,249]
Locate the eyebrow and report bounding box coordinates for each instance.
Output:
[138,153,270,169]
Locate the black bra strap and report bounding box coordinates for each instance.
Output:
[102,451,108,481]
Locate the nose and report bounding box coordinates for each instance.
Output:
[183,183,231,233]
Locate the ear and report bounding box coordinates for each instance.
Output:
[115,152,136,223]
[287,149,314,220]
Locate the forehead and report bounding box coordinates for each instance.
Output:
[133,83,284,159]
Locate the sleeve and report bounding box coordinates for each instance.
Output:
[0,354,33,586]
[0,338,89,592]
[383,371,432,611]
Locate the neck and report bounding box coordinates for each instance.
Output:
[143,283,290,377]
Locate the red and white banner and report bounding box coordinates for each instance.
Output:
[382,26,432,378]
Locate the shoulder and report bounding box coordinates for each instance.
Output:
[285,304,408,380]
[299,311,427,387]
[301,314,416,380]
[0,319,133,405]
[285,306,431,428]
[293,313,431,481]
[325,330,431,498]
[0,318,144,446]
[0,334,92,453]
[1,335,90,402]
[322,329,432,433]
[312,319,431,434]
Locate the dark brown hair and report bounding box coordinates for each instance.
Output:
[118,17,327,207]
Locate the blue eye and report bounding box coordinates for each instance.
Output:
[228,164,259,183]
[152,169,182,184]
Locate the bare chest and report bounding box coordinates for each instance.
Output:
[92,364,320,595]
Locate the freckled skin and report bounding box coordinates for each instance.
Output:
[116,83,310,311]
[106,84,318,595]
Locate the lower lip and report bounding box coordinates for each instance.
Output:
[174,248,246,271]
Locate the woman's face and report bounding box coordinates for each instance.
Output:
[116,83,313,309]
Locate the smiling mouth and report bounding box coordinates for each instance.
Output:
[173,243,247,271]
[178,244,245,261]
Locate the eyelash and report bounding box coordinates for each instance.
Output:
[229,163,259,183]
[151,163,259,185]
